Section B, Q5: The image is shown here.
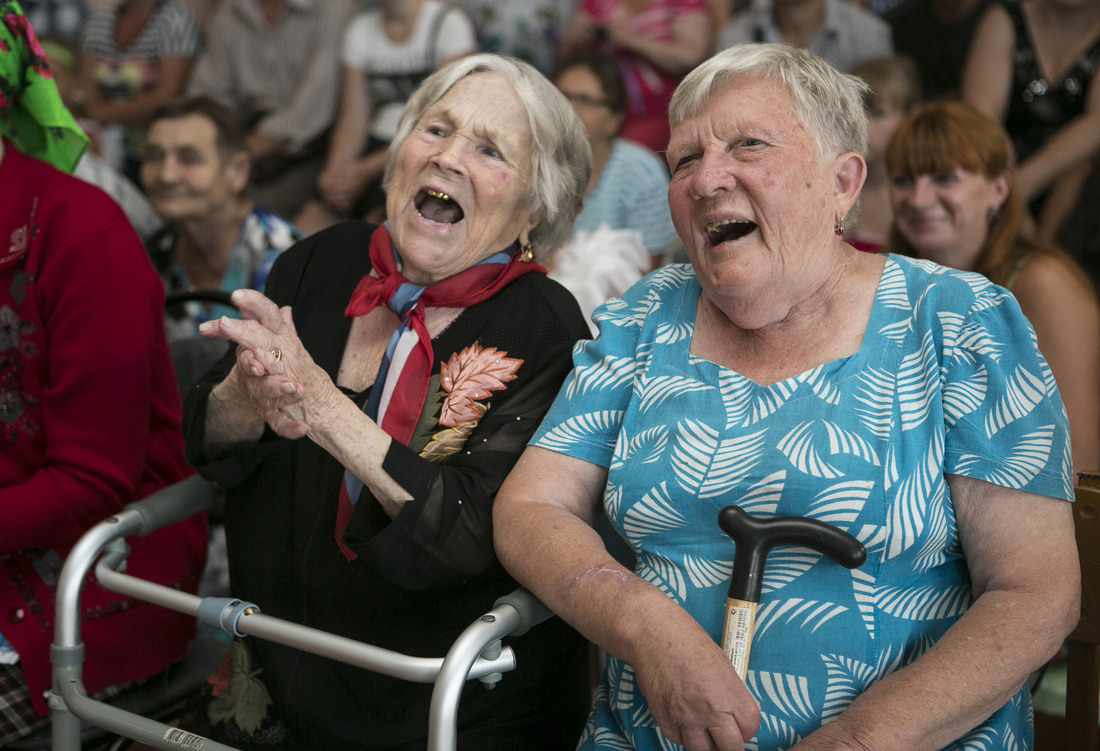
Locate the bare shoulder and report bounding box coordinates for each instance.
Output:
[1011,253,1100,368]
[965,0,1015,59]
[1013,252,1097,314]
[975,1,1013,34]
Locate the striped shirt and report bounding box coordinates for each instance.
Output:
[78,0,201,103]
[187,0,354,153]
[573,138,677,254]
[20,0,86,44]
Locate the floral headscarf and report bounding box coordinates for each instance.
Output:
[0,0,86,172]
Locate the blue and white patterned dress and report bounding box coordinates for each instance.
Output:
[531,255,1073,750]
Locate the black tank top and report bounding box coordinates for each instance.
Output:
[1003,0,1100,163]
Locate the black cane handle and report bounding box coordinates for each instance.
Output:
[718,505,866,603]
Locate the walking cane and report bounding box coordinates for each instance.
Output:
[718,505,866,679]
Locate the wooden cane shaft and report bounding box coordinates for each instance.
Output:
[721,597,757,680]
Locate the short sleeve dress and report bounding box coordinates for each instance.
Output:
[531,254,1073,749]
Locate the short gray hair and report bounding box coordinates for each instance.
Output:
[669,43,870,161]
[383,53,592,260]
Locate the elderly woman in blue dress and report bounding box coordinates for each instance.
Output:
[494,43,1080,750]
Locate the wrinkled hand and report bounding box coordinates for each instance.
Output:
[199,289,333,439]
[633,621,760,751]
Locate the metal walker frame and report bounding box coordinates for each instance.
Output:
[44,475,552,751]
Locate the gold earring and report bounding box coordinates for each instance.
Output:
[834,219,845,236]
[519,244,534,263]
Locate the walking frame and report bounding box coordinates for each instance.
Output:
[44,475,553,751]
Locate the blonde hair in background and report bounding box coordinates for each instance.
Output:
[850,55,922,115]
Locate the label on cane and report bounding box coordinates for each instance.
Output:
[721,598,757,679]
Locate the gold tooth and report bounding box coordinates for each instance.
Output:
[427,189,451,202]
[706,219,748,233]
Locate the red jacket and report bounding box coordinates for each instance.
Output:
[0,141,207,715]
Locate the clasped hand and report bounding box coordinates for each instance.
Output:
[199,288,331,439]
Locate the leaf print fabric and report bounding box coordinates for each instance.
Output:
[531,254,1071,750]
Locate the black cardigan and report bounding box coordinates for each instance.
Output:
[183,221,591,750]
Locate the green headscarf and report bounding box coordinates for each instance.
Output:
[0,0,87,172]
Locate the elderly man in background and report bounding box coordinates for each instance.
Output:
[141,96,301,343]
[186,0,353,218]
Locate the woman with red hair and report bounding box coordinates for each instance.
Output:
[887,99,1100,474]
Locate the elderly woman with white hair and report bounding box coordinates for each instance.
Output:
[182,53,593,750]
[494,43,1080,750]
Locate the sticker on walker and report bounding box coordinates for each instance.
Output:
[163,727,206,749]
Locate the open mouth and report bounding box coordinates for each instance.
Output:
[705,219,757,247]
[415,188,465,224]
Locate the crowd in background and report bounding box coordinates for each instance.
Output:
[18,0,1100,305]
[16,0,1100,611]
[20,0,1100,540]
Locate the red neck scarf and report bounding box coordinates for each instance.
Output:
[334,223,543,559]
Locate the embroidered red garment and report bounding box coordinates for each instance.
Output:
[334,224,543,558]
[0,140,204,715]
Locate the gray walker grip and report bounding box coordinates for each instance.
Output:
[123,474,219,535]
[493,587,553,637]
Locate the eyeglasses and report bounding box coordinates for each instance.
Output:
[560,90,614,109]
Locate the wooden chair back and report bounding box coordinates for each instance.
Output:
[1067,471,1100,749]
